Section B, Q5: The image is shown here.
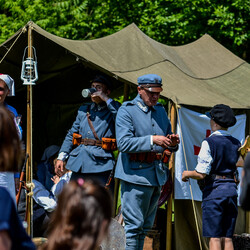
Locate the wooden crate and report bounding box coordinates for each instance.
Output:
[143,230,161,250]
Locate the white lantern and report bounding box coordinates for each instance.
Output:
[21,46,38,85]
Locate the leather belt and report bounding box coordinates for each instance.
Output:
[81,138,102,147]
[215,174,234,180]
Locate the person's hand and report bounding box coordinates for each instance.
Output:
[168,134,180,147]
[91,91,109,103]
[51,175,60,184]
[182,171,189,182]
[54,159,64,177]
[153,135,173,148]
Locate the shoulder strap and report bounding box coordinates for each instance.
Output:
[86,105,100,140]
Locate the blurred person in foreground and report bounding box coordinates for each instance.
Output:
[0,73,23,202]
[39,178,112,250]
[0,106,35,250]
[240,152,250,210]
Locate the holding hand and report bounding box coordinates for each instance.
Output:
[182,171,190,182]
[51,175,60,184]
[168,134,180,147]
[153,134,180,148]
[54,159,65,177]
[153,135,172,148]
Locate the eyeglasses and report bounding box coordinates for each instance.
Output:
[141,87,160,96]
[0,87,6,91]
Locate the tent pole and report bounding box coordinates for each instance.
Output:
[25,23,34,237]
[166,101,177,250]
[123,83,129,101]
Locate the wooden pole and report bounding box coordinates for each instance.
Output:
[166,102,177,250]
[246,209,250,233]
[123,82,129,102]
[25,24,34,237]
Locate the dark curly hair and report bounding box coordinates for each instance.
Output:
[41,179,112,250]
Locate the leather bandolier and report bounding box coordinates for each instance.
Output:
[129,148,172,164]
[72,104,117,151]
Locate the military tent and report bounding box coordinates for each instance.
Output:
[1,21,250,250]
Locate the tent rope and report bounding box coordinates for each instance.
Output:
[175,103,203,250]
[0,26,26,65]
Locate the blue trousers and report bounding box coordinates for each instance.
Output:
[121,180,161,250]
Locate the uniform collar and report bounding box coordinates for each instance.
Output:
[90,101,107,111]
[210,130,231,137]
[134,94,156,113]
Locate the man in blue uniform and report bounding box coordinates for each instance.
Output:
[55,75,120,190]
[182,104,240,250]
[115,74,180,250]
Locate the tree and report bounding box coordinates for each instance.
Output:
[0,0,249,62]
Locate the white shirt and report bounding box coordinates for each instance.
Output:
[195,130,232,175]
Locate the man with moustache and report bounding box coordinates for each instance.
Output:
[115,74,180,249]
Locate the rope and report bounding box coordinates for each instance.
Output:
[0,26,27,65]
[175,103,203,250]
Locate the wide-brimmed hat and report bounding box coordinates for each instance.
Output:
[206,104,236,128]
[0,74,15,96]
[137,74,163,93]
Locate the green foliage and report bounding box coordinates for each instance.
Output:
[0,0,249,61]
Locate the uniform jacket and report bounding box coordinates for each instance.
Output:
[60,100,120,173]
[114,94,173,186]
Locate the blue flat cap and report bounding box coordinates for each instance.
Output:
[137,74,163,92]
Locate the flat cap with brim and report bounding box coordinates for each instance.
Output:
[91,75,113,90]
[206,104,237,128]
[137,74,163,93]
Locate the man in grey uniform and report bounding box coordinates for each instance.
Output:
[55,75,120,191]
[115,74,179,250]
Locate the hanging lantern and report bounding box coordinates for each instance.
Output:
[21,46,38,85]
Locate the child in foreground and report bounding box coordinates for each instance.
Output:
[40,178,112,250]
[182,104,241,250]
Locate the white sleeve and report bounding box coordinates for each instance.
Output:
[57,152,68,161]
[195,140,213,175]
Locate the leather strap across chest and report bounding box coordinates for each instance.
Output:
[86,105,100,140]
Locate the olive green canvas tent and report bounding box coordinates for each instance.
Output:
[1,21,250,250]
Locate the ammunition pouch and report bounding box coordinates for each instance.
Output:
[129,149,172,164]
[72,133,117,151]
[102,138,117,151]
[72,133,82,146]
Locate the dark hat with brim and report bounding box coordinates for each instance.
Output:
[205,104,237,128]
[91,75,113,90]
[137,74,163,93]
